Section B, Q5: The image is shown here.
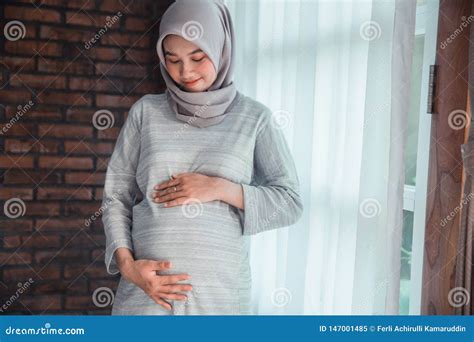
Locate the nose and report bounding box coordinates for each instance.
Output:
[180,62,195,80]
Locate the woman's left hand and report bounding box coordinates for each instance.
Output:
[152,173,221,208]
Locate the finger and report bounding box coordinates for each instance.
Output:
[158,292,188,301]
[162,197,188,208]
[151,260,172,271]
[159,274,192,284]
[159,284,194,293]
[154,178,180,191]
[154,297,172,311]
[153,192,186,203]
[153,184,183,198]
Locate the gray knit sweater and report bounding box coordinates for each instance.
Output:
[102,91,303,315]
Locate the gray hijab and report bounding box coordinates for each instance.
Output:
[156,0,239,128]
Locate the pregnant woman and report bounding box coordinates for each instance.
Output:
[102,0,303,315]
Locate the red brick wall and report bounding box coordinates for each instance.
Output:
[0,0,172,314]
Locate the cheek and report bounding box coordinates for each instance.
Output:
[198,60,216,82]
[165,63,180,81]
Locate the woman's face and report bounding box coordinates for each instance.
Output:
[162,34,217,92]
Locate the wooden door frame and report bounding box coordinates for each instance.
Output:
[421,0,473,315]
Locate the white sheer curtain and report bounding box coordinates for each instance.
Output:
[226,0,416,314]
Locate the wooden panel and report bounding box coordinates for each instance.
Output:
[421,0,472,314]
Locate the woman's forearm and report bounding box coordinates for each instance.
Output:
[215,177,244,210]
[115,247,135,279]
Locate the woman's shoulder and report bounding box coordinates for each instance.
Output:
[131,93,168,110]
[236,92,273,127]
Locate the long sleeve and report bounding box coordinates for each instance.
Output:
[238,111,303,235]
[102,101,142,275]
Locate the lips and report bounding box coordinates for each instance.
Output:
[183,78,202,86]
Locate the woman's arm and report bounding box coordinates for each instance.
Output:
[214,178,244,210]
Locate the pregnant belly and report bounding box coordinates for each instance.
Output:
[131,200,244,289]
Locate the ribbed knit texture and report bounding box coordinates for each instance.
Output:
[102,92,303,315]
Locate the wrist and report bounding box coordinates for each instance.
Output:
[119,257,135,280]
[212,177,228,201]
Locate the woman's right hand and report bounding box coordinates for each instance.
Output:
[116,249,192,311]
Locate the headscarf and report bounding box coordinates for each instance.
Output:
[156,0,239,128]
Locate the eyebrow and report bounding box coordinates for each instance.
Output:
[164,49,203,57]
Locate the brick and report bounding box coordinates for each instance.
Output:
[0,122,35,137]
[125,17,151,32]
[64,263,106,279]
[5,139,60,154]
[3,265,61,281]
[38,58,94,75]
[96,94,140,108]
[16,295,62,311]
[84,46,124,62]
[0,252,32,265]
[4,6,61,23]
[40,25,89,42]
[33,277,88,294]
[95,63,147,79]
[96,157,110,170]
[38,123,93,138]
[64,295,99,310]
[5,106,62,121]
[24,202,60,216]
[38,156,93,170]
[37,187,92,200]
[0,89,33,104]
[0,219,33,231]
[65,232,104,248]
[34,249,90,264]
[0,188,33,200]
[100,0,150,17]
[5,40,62,57]
[94,188,103,200]
[124,49,154,64]
[68,77,124,93]
[64,201,102,216]
[36,218,87,231]
[42,0,95,9]
[36,91,91,106]
[0,57,36,72]
[4,169,62,185]
[65,172,105,185]
[64,140,113,155]
[0,155,34,168]
[10,73,66,89]
[3,234,61,249]
[66,11,121,28]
